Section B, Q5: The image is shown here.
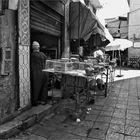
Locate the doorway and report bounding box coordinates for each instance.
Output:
[31,29,59,59]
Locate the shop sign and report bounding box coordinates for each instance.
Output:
[134,42,140,48]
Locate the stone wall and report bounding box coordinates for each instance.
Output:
[0,10,18,124]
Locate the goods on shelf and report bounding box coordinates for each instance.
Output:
[73,62,90,70]
[54,61,73,72]
[45,60,56,69]
[85,67,95,76]
[45,59,73,72]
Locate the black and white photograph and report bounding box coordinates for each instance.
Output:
[0,0,140,139]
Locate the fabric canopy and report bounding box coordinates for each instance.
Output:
[69,1,105,41]
[105,39,133,51]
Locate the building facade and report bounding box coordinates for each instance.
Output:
[0,0,70,124]
[105,17,128,39]
[128,0,140,58]
[0,0,106,124]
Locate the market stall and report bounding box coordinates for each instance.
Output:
[43,58,114,121]
[105,38,133,77]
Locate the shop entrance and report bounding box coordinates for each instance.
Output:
[30,0,64,105]
[31,29,59,59]
[30,0,64,59]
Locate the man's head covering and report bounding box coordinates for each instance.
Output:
[32,41,40,50]
[93,49,103,58]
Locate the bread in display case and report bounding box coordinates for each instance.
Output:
[45,60,56,70]
[45,59,73,72]
[54,61,73,72]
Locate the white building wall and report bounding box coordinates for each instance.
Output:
[128,0,140,58]
[106,18,128,39]
[120,20,128,38]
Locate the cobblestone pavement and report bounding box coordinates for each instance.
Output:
[10,68,140,140]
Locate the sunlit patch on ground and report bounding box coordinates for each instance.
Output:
[114,67,140,81]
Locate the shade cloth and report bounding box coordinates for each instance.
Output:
[69,1,105,41]
[105,39,133,51]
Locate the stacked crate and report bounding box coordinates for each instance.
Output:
[128,56,139,67]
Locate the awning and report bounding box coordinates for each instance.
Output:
[105,39,133,51]
[69,1,105,41]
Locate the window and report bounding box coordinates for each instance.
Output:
[134,42,140,48]
[1,48,12,75]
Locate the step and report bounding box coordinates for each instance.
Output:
[0,103,58,139]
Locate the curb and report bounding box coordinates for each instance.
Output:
[0,104,57,139]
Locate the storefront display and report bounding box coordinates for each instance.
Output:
[43,57,115,121]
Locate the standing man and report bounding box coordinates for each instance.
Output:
[30,41,48,106]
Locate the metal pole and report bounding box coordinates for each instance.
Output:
[112,51,114,59]
[78,2,80,54]
[119,50,121,75]
[116,50,123,77]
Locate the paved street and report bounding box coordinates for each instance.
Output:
[10,68,140,140]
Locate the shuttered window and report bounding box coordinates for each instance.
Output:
[1,48,12,75]
[30,1,63,37]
